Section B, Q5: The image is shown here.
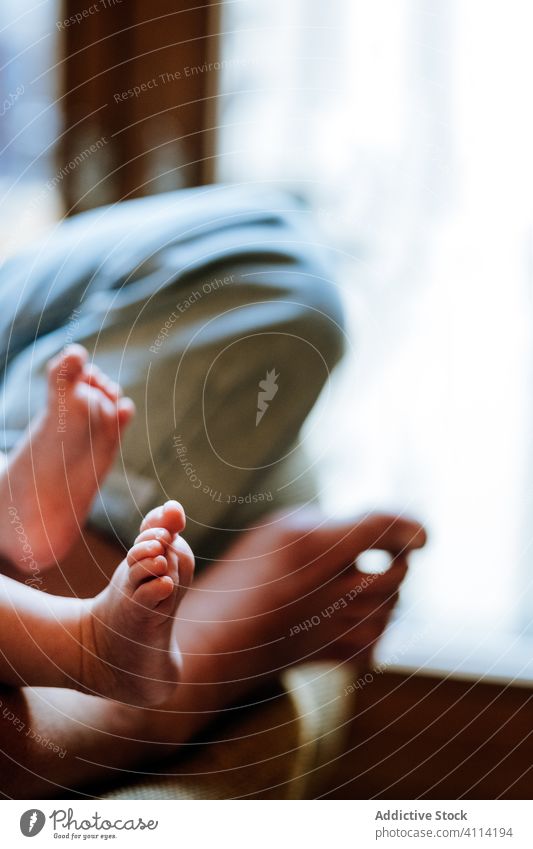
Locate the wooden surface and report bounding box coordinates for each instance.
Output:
[326,670,533,799]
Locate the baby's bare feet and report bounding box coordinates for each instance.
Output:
[0,344,134,570]
[135,511,426,751]
[80,504,194,706]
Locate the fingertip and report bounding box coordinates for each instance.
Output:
[381,514,428,552]
[403,522,427,550]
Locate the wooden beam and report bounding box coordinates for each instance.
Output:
[59,0,217,211]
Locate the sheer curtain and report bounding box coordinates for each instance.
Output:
[217,0,533,640]
[0,0,60,256]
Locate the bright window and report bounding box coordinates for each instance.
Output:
[217,0,533,642]
[0,0,60,256]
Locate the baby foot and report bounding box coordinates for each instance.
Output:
[0,344,134,570]
[80,514,194,707]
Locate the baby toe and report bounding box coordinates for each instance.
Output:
[133,575,175,609]
[82,364,124,404]
[139,505,165,531]
[161,500,186,533]
[48,344,88,386]
[129,555,169,588]
[168,534,195,590]
[140,501,185,535]
[134,527,172,546]
[127,539,165,566]
[117,396,135,428]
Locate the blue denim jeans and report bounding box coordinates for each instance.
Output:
[0,185,344,557]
